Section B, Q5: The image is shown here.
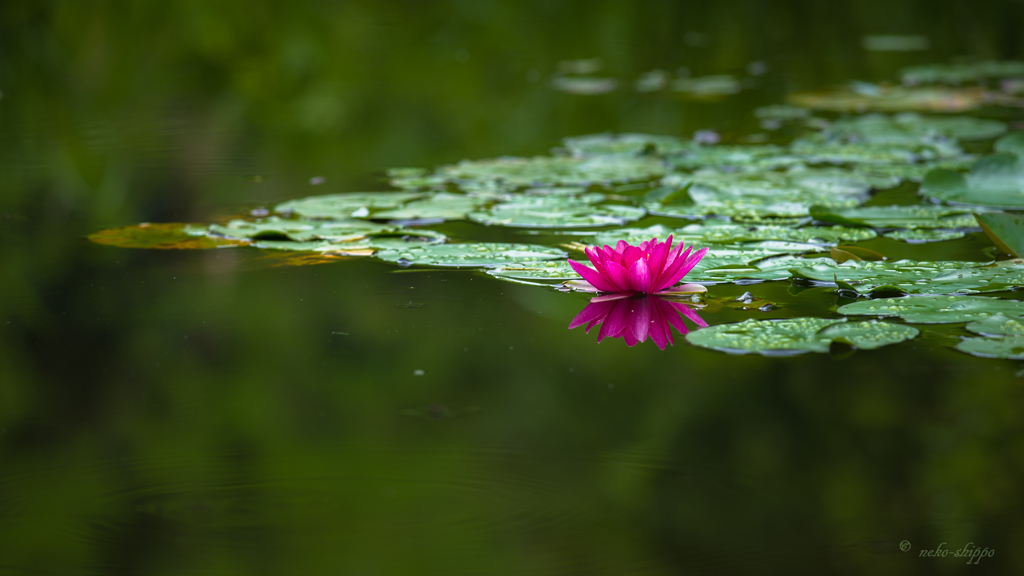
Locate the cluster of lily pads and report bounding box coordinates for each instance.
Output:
[89,59,1024,358]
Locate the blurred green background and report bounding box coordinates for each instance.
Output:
[2,1,1024,574]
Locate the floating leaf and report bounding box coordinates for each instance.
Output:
[974,211,1024,256]
[884,229,966,243]
[371,192,497,220]
[468,194,645,228]
[964,313,1024,336]
[436,155,666,188]
[830,245,885,263]
[824,113,1007,142]
[994,132,1024,157]
[552,75,618,95]
[210,217,396,242]
[665,145,797,172]
[671,75,742,98]
[561,133,692,157]
[810,204,981,229]
[88,223,246,250]
[837,295,1024,323]
[672,222,877,245]
[901,61,1024,85]
[787,85,987,113]
[789,259,1000,294]
[375,242,566,268]
[685,317,918,355]
[276,192,426,219]
[956,336,1024,359]
[754,104,811,121]
[692,254,830,283]
[920,153,1024,208]
[486,260,580,282]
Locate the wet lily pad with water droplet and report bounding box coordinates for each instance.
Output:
[276,192,427,219]
[436,155,667,188]
[956,335,1024,359]
[884,229,966,243]
[919,153,1024,208]
[810,204,982,229]
[468,194,645,228]
[210,217,399,243]
[838,295,1024,323]
[371,192,500,220]
[974,211,1024,257]
[673,222,877,245]
[665,145,797,172]
[375,242,566,268]
[88,223,247,250]
[561,133,692,157]
[964,313,1024,336]
[685,317,918,355]
[787,84,987,113]
[486,260,580,283]
[790,259,1024,295]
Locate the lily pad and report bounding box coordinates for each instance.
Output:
[436,155,667,188]
[671,75,742,98]
[209,217,396,242]
[837,295,1024,323]
[665,145,797,172]
[824,113,1007,142]
[964,313,1024,336]
[810,205,981,229]
[787,84,987,113]
[486,260,580,282]
[692,254,830,283]
[685,317,918,355]
[789,259,998,294]
[88,223,246,250]
[562,133,692,157]
[276,192,426,219]
[372,192,498,220]
[956,336,1024,359]
[673,222,877,245]
[901,61,1024,85]
[552,75,618,95]
[754,104,811,121]
[374,242,566,268]
[468,194,645,228]
[974,211,1024,256]
[884,229,966,243]
[920,153,1024,208]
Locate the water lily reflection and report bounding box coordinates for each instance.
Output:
[569,294,707,349]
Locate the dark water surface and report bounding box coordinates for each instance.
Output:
[3,2,1024,574]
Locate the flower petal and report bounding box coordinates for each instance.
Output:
[670,301,709,328]
[597,300,631,342]
[656,246,707,292]
[602,260,631,292]
[568,259,619,292]
[627,256,653,293]
[628,298,652,343]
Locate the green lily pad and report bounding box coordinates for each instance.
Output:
[920,153,1024,208]
[837,295,1024,323]
[486,260,580,282]
[693,254,830,283]
[375,242,566,268]
[276,192,427,219]
[371,192,499,220]
[810,205,981,229]
[754,104,811,121]
[251,229,446,254]
[562,133,692,157]
[848,157,977,182]
[468,194,645,228]
[88,223,246,250]
[956,336,1024,359]
[666,145,797,172]
[901,61,1024,85]
[787,84,987,113]
[552,75,618,95]
[884,229,966,243]
[671,75,742,98]
[436,155,667,188]
[789,139,963,166]
[210,217,397,242]
[789,259,991,293]
[994,132,1024,157]
[974,212,1024,256]
[685,317,919,355]
[674,222,877,245]
[964,313,1024,336]
[824,113,1007,142]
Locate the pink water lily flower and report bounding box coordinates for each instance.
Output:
[568,294,707,349]
[567,236,709,294]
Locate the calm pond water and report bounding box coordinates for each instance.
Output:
[3,2,1024,574]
